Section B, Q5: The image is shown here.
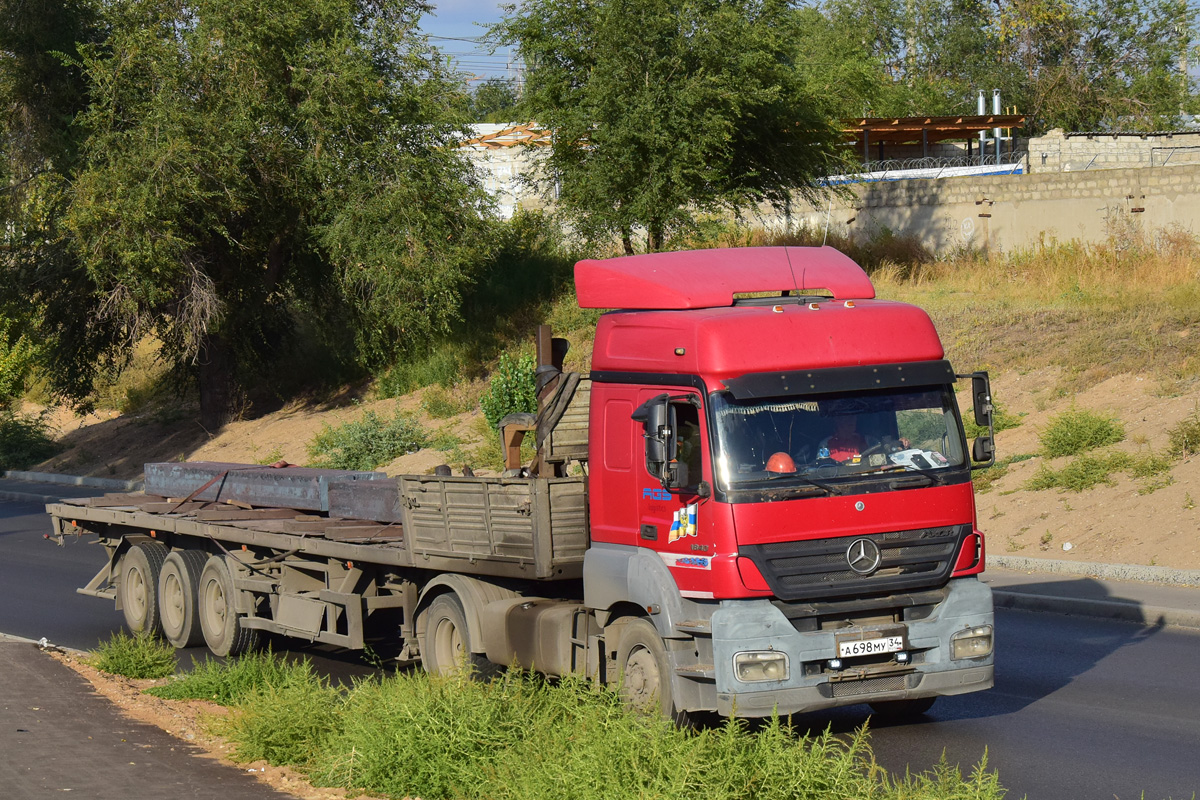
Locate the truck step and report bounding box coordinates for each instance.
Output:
[675,663,715,681]
[675,619,711,635]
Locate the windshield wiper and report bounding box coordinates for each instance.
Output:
[736,473,842,496]
[886,473,944,489]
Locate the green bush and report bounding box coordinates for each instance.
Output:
[378,343,472,398]
[221,673,341,766]
[479,353,537,430]
[1167,408,1200,457]
[307,409,429,471]
[1038,408,1125,458]
[91,630,176,679]
[1024,450,1170,493]
[0,407,60,469]
[422,386,475,418]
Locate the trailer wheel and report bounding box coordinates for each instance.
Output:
[616,618,685,723]
[420,593,498,679]
[119,542,169,636]
[197,556,259,657]
[158,550,207,648]
[869,697,936,719]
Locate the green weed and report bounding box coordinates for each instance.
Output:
[147,650,315,706]
[422,386,475,418]
[307,409,429,471]
[219,672,341,766]
[1038,409,1125,458]
[1167,408,1200,457]
[91,630,176,680]
[963,398,1023,439]
[378,343,473,398]
[0,407,59,469]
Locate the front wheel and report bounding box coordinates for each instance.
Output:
[197,556,259,657]
[616,617,687,724]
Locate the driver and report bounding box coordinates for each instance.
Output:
[822,415,868,462]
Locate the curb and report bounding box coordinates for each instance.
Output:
[0,489,64,505]
[989,555,1200,588]
[3,470,143,492]
[992,590,1200,630]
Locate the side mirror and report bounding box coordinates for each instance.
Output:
[663,460,688,489]
[972,375,992,427]
[633,394,677,476]
[958,371,996,470]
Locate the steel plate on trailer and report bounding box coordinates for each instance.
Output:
[144,462,386,512]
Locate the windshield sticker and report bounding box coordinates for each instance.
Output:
[668,503,698,543]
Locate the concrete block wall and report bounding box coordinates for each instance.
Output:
[778,163,1200,256]
[1030,129,1200,173]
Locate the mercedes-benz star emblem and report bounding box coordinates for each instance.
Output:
[846,538,882,575]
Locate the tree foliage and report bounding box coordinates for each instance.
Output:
[500,0,845,253]
[6,0,492,427]
[801,0,1197,134]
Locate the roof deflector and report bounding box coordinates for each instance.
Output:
[574,246,875,310]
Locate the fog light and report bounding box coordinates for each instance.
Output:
[734,651,790,682]
[828,658,843,671]
[896,651,910,664]
[951,625,993,660]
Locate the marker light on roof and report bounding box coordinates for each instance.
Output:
[844,300,856,308]
[772,305,784,313]
[808,302,821,310]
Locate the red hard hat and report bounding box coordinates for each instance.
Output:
[766,451,796,474]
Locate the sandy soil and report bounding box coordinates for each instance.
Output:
[31,369,1200,570]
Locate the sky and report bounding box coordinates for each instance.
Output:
[419,0,516,83]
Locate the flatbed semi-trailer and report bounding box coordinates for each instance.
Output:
[47,246,997,720]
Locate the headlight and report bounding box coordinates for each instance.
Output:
[951,625,993,660]
[733,651,789,682]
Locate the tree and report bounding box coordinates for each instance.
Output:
[499,0,845,253]
[468,77,519,122]
[58,0,492,427]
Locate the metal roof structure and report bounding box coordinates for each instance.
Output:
[845,114,1027,147]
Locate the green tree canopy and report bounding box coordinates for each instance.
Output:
[499,0,845,253]
[32,0,491,427]
[802,0,1197,134]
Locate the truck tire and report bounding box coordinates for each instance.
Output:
[119,542,169,636]
[869,697,936,718]
[197,556,259,657]
[616,617,686,724]
[420,593,499,679]
[158,550,207,649]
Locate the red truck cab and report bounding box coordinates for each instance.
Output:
[577,246,995,718]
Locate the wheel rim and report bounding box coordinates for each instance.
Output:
[202,576,227,637]
[162,570,184,633]
[623,646,661,710]
[126,565,148,622]
[431,615,464,674]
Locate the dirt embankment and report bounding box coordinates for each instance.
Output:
[31,368,1200,571]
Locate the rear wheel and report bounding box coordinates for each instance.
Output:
[617,617,686,724]
[197,556,259,657]
[420,593,498,678]
[869,697,937,718]
[158,550,208,648]
[119,542,168,635]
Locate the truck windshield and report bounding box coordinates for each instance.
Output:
[710,386,966,492]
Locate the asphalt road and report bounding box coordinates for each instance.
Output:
[4,497,1199,800]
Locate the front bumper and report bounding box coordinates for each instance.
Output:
[708,576,994,717]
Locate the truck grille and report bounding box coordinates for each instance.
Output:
[830,674,908,698]
[740,524,970,602]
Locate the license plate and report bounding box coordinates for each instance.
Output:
[838,636,904,658]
